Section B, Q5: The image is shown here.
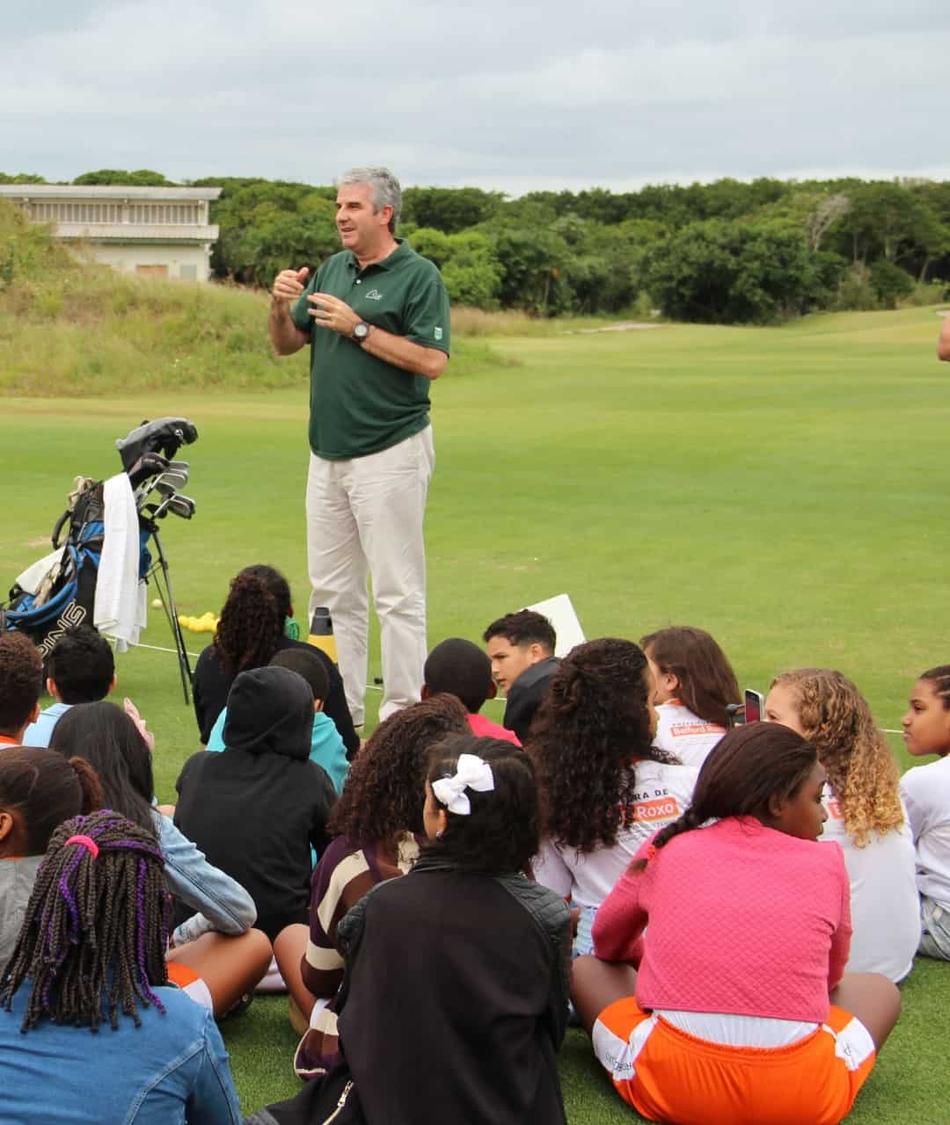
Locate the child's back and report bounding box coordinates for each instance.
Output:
[0,982,239,1124]
[175,666,335,941]
[206,705,348,794]
[340,864,567,1124]
[424,637,520,745]
[336,738,569,1125]
[652,699,727,768]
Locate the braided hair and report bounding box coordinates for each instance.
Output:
[528,638,667,853]
[0,810,169,1033]
[920,665,950,711]
[631,722,817,871]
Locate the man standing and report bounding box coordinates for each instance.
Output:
[269,167,450,725]
[483,610,559,743]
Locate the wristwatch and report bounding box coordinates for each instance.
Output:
[351,321,371,345]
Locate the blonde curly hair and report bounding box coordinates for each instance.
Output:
[770,668,903,848]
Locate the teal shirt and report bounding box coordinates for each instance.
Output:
[207,708,349,795]
[291,239,450,460]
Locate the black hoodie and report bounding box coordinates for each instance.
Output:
[174,666,336,940]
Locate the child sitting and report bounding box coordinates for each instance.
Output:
[0,810,242,1123]
[338,738,569,1123]
[899,663,950,960]
[206,648,349,795]
[530,638,699,955]
[257,737,571,1125]
[423,637,520,744]
[192,565,357,757]
[175,666,336,943]
[0,747,102,965]
[640,625,740,767]
[22,625,115,748]
[51,701,271,1016]
[0,633,42,747]
[283,694,469,1071]
[574,723,901,1125]
[766,668,919,981]
[483,610,559,742]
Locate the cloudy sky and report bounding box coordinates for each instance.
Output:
[3,0,947,194]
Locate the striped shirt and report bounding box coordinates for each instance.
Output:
[296,832,419,1078]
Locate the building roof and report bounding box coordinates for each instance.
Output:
[0,185,221,201]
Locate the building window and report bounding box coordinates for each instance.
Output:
[135,264,168,277]
[129,203,199,225]
[29,201,122,223]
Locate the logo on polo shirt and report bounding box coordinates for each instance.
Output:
[434,326,443,341]
[365,289,383,300]
[632,795,682,822]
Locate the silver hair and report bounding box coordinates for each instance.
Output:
[338,166,401,232]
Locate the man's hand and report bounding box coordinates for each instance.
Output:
[307,291,361,338]
[269,266,311,355]
[272,266,310,304]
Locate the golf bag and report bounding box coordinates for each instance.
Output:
[2,417,199,701]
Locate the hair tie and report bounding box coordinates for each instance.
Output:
[644,844,657,861]
[65,834,99,859]
[432,753,495,816]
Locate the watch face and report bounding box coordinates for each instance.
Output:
[353,322,369,341]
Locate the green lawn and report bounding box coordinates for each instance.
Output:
[1,305,947,1121]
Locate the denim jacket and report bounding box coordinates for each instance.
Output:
[0,984,242,1123]
[153,811,257,944]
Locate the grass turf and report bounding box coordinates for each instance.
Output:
[1,305,948,1121]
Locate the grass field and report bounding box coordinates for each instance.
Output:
[1,305,948,1121]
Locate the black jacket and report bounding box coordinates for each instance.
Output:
[192,635,359,758]
[175,666,336,940]
[503,656,559,743]
[336,857,570,1125]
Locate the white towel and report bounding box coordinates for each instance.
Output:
[15,548,65,595]
[94,474,147,651]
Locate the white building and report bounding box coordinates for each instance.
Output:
[0,184,222,282]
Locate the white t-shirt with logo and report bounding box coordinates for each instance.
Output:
[652,701,727,769]
[532,760,699,909]
[819,785,919,983]
[900,755,950,908]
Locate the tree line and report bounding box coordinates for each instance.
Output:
[3,169,949,324]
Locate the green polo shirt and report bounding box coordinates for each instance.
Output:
[291,239,450,460]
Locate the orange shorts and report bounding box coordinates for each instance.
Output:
[166,960,214,1011]
[592,998,875,1125]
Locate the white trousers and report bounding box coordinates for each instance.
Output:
[305,427,434,725]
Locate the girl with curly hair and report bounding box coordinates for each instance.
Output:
[274,693,469,1071]
[333,737,570,1124]
[0,810,242,1123]
[192,565,357,756]
[573,722,900,1125]
[529,638,699,956]
[765,669,918,982]
[640,625,740,767]
[899,664,950,961]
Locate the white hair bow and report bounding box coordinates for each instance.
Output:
[431,753,495,816]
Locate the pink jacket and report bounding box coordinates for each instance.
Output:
[593,816,852,1023]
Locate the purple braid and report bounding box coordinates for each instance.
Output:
[134,857,165,1014]
[0,809,171,1032]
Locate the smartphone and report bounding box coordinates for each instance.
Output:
[744,689,765,725]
